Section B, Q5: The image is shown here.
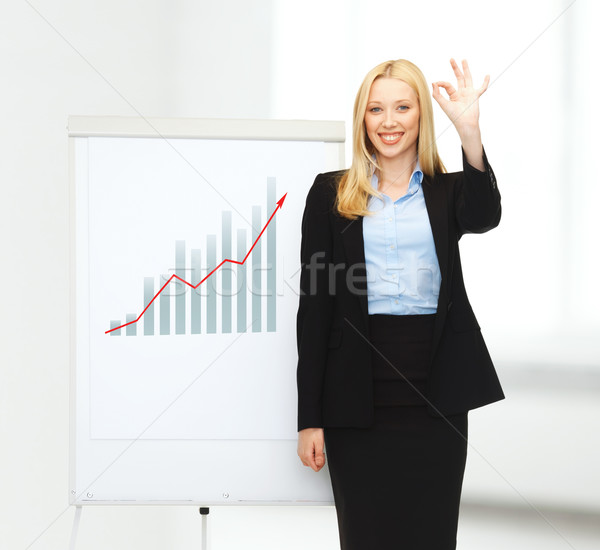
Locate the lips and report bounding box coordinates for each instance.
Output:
[379,132,404,145]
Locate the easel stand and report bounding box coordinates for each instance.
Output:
[68,505,211,549]
[199,507,210,549]
[69,506,82,550]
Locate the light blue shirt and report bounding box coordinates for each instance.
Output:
[362,161,441,314]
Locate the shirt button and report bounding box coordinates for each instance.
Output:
[395,299,399,304]
[388,217,392,222]
[393,204,398,208]
[390,245,395,250]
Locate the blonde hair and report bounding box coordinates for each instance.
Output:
[336,59,446,220]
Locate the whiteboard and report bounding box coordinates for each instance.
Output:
[69,116,345,505]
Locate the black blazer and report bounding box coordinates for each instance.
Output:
[296,147,505,432]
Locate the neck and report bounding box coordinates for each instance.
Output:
[375,151,418,184]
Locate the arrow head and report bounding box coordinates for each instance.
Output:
[276,193,287,209]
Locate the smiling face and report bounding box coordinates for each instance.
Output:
[364,77,420,164]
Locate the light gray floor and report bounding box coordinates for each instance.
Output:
[458,502,600,550]
[44,501,600,549]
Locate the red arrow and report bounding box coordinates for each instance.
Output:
[105,193,287,334]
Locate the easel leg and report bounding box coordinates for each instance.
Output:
[199,507,210,549]
[69,506,83,550]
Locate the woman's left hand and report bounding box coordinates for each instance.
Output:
[432,59,489,131]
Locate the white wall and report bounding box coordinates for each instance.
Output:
[1,1,599,549]
[272,0,600,516]
[0,2,288,549]
[272,0,600,363]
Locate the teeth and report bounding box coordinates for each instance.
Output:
[382,134,402,141]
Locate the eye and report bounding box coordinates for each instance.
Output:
[368,107,382,113]
[398,105,409,111]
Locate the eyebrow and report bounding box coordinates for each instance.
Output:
[367,99,413,103]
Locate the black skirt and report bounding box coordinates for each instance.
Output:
[323,314,468,550]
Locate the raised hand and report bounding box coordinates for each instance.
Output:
[431,59,489,132]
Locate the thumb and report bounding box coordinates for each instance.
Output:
[431,82,446,106]
[314,441,325,467]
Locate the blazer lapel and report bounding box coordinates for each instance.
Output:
[422,173,450,355]
[339,215,370,321]
[421,174,448,286]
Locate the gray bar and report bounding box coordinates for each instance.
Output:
[237,228,247,332]
[126,313,137,336]
[160,274,170,335]
[191,249,202,334]
[207,235,217,334]
[110,320,121,336]
[144,277,154,336]
[267,177,276,332]
[252,205,261,333]
[68,116,346,142]
[222,212,232,333]
[176,240,186,335]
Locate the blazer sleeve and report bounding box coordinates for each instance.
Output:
[455,145,502,237]
[296,174,336,431]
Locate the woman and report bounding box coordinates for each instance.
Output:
[296,58,505,549]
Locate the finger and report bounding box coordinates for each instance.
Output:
[314,441,326,469]
[431,83,448,109]
[431,82,443,102]
[298,449,306,466]
[308,448,319,471]
[450,58,465,88]
[434,81,457,98]
[299,450,314,469]
[298,443,311,468]
[462,59,473,88]
[478,74,490,96]
[299,441,318,471]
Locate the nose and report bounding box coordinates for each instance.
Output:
[382,109,397,128]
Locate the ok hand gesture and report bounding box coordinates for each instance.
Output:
[432,59,489,132]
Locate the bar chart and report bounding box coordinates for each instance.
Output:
[81,133,332,441]
[107,177,281,336]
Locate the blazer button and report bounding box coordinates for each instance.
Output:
[447,301,453,312]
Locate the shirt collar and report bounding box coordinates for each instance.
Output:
[370,158,423,196]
